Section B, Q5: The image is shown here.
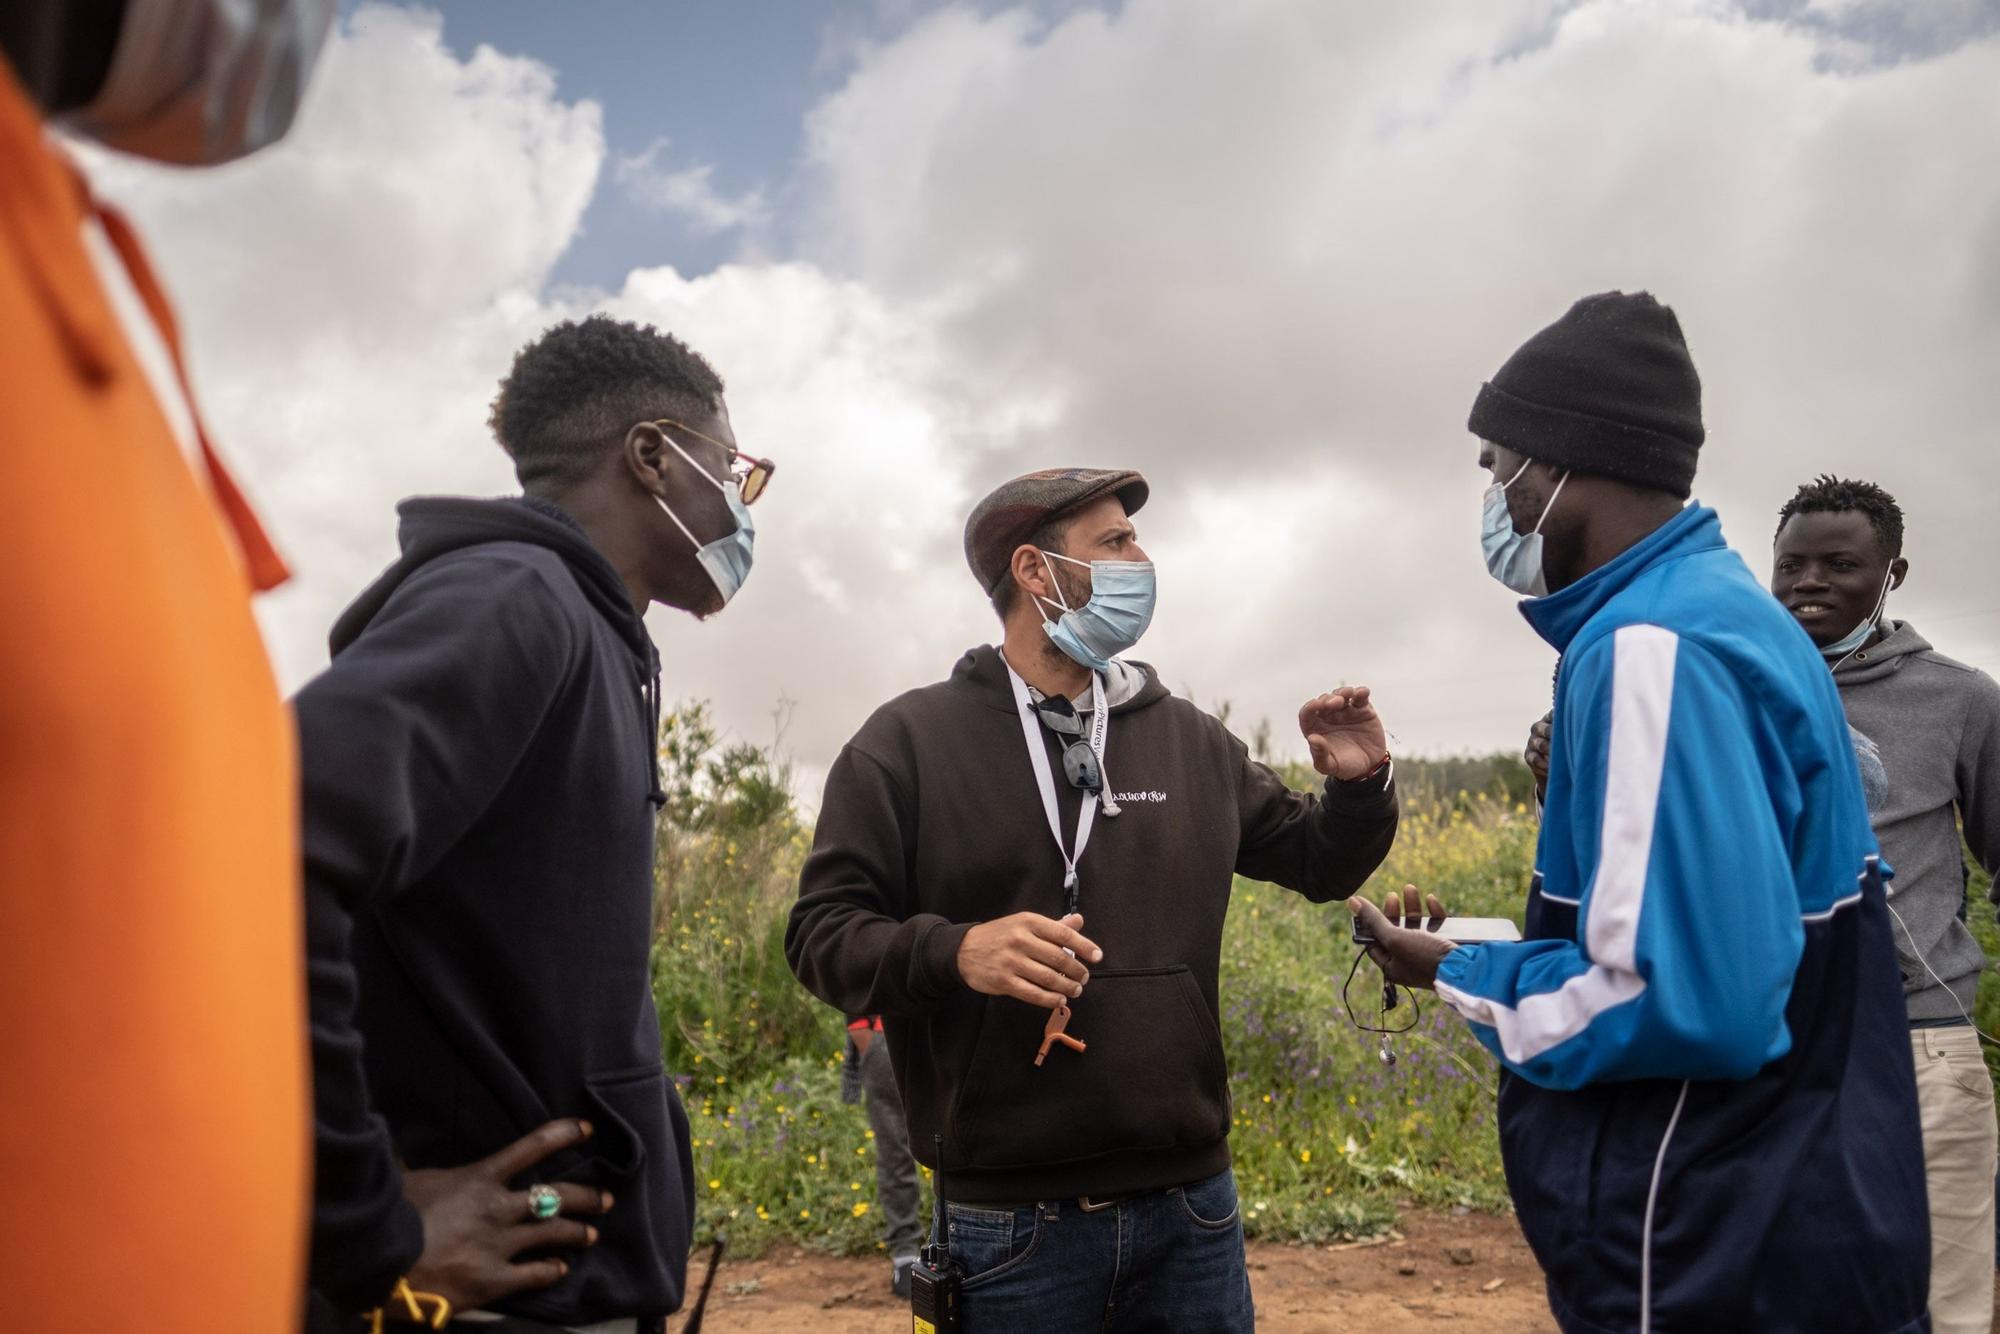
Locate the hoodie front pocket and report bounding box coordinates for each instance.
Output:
[582,1065,667,1179]
[948,966,1230,1171]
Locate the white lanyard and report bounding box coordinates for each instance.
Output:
[1005,661,1110,904]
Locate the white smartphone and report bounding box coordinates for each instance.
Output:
[1351,915,1522,946]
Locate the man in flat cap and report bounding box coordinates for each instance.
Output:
[787,467,1399,1330]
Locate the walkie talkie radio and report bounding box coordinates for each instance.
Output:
[911,1134,962,1334]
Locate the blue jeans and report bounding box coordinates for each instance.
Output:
[927,1168,1254,1332]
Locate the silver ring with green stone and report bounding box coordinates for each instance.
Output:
[527,1185,562,1221]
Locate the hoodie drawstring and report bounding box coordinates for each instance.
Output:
[645,650,667,809]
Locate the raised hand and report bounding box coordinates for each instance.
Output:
[401,1117,614,1312]
[1298,686,1389,781]
[956,912,1104,1009]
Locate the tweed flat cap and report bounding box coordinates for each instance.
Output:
[964,467,1150,594]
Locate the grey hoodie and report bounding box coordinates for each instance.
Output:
[1833,620,2000,1022]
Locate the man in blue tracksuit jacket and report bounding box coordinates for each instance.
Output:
[1355,292,1930,1333]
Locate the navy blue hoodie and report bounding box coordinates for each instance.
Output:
[300,497,693,1326]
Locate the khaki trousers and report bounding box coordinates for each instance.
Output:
[1913,1026,1998,1334]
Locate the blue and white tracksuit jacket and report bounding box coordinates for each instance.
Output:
[1435,505,1930,1333]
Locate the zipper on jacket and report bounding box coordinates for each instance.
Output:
[1640,1080,1690,1334]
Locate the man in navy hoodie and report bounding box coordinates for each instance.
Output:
[300,316,773,1332]
[1357,292,1930,1332]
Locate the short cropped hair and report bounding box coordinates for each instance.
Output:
[1775,474,1905,558]
[489,315,724,490]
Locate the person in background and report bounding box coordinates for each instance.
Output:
[299,316,773,1332]
[840,1015,925,1296]
[1359,292,1930,1332]
[0,2,332,1329]
[1774,474,2000,1333]
[788,467,1398,1332]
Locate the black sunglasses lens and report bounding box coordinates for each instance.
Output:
[1036,699,1083,735]
[1062,741,1101,792]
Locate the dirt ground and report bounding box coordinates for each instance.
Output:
[668,1208,1556,1332]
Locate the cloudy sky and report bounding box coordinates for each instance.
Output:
[86,0,2000,802]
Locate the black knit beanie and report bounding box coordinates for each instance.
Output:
[1467,291,1704,499]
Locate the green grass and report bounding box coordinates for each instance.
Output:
[650,706,1534,1256]
[1964,853,1999,1083]
[660,708,2000,1264]
[651,709,2000,1259]
[1218,785,1538,1241]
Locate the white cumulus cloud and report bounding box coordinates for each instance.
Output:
[84,0,2000,791]
[614,141,772,236]
[798,0,2000,754]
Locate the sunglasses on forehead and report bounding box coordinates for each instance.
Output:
[1034,694,1103,794]
[654,419,776,505]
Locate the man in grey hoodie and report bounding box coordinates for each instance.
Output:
[1774,474,2000,1333]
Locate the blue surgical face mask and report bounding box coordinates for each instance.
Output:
[655,438,755,608]
[1481,459,1569,598]
[1037,551,1156,672]
[63,0,337,165]
[1821,569,1894,665]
